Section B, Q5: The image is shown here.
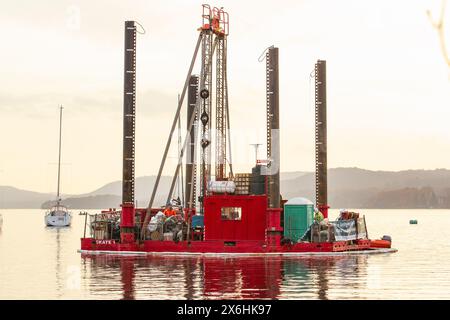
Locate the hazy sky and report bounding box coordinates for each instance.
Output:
[0,0,449,194]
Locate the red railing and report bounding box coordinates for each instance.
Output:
[201,5,229,35]
[201,4,212,30]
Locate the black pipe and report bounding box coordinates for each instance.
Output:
[266,47,280,208]
[122,21,137,205]
[315,60,327,210]
[185,75,199,208]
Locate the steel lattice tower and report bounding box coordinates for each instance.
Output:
[215,34,228,181]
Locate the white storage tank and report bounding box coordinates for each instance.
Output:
[208,180,236,194]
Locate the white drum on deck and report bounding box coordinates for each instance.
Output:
[208,181,236,194]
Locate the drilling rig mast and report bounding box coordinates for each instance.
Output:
[143,5,232,232]
[199,6,231,192]
[194,5,232,208]
[214,8,230,181]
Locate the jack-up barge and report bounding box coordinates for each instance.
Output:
[80,5,396,256]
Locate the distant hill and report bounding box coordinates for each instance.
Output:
[0,176,174,209]
[365,187,438,209]
[77,175,174,208]
[41,195,121,210]
[2,168,450,209]
[280,171,309,181]
[0,186,65,209]
[281,168,450,208]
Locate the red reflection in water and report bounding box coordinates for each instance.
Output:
[120,258,135,300]
[81,254,366,300]
[203,258,282,299]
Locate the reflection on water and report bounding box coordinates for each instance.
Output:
[2,209,450,299]
[81,254,370,300]
[55,228,62,298]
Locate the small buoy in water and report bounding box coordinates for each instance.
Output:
[409,219,418,224]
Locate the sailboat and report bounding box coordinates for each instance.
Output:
[45,106,72,227]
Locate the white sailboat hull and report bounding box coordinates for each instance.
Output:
[45,211,72,227]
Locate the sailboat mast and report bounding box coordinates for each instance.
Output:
[56,105,63,204]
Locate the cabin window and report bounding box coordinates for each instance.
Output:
[221,207,242,221]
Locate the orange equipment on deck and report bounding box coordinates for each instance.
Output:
[370,240,392,248]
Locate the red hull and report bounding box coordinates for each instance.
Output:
[80,237,390,255]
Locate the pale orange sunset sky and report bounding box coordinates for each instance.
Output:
[0,0,449,194]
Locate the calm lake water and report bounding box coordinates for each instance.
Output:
[1,209,450,299]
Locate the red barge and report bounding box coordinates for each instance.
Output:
[79,5,396,257]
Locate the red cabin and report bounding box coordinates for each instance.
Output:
[203,195,267,241]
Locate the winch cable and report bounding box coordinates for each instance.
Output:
[178,96,185,208]
[165,38,218,206]
[309,68,315,110]
[225,69,233,178]
[134,21,146,34]
[257,45,274,63]
[142,33,202,238]
[165,84,205,207]
[186,104,200,245]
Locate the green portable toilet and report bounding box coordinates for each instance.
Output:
[284,197,315,242]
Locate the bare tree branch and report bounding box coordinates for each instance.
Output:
[427,0,450,67]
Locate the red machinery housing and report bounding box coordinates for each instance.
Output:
[204,195,267,241]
